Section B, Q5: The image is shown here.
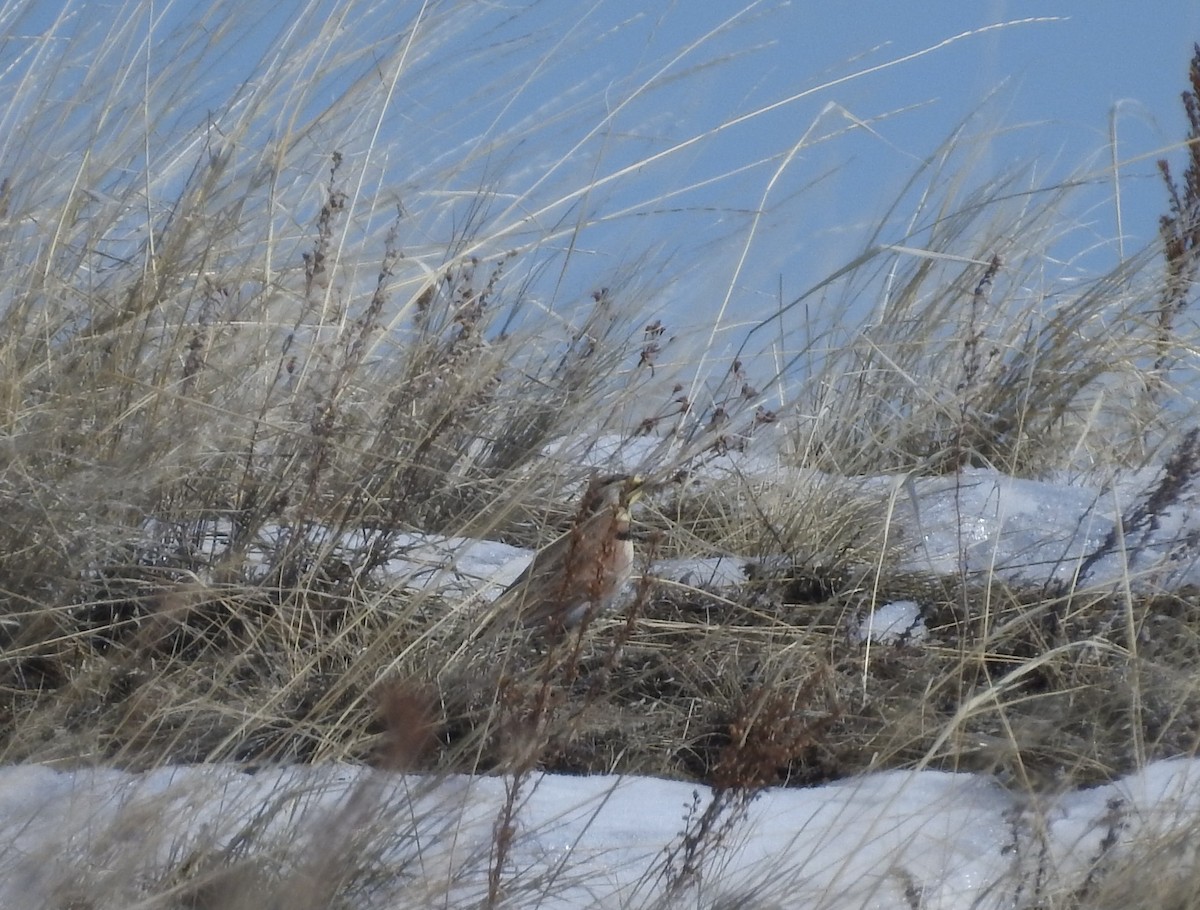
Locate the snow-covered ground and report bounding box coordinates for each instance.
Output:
[133,435,1200,606]
[5,758,1200,908]
[8,439,1200,907]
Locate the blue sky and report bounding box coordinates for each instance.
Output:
[418,1,1200,361]
[9,1,1200,371]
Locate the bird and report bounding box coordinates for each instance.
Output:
[477,474,645,642]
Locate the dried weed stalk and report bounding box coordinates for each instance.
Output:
[1155,43,1200,376]
[657,674,836,901]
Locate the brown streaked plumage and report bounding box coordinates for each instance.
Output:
[478,474,645,640]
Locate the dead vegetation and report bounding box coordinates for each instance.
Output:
[5,5,1200,909]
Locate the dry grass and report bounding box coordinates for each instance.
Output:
[5,2,1200,907]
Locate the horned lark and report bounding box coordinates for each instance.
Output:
[479,474,645,640]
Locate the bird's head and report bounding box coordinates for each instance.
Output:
[578,474,646,518]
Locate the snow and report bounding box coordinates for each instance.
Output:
[127,447,1200,608]
[855,600,927,644]
[4,759,1199,908]
[9,445,1200,906]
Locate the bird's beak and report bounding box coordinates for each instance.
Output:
[626,474,646,505]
